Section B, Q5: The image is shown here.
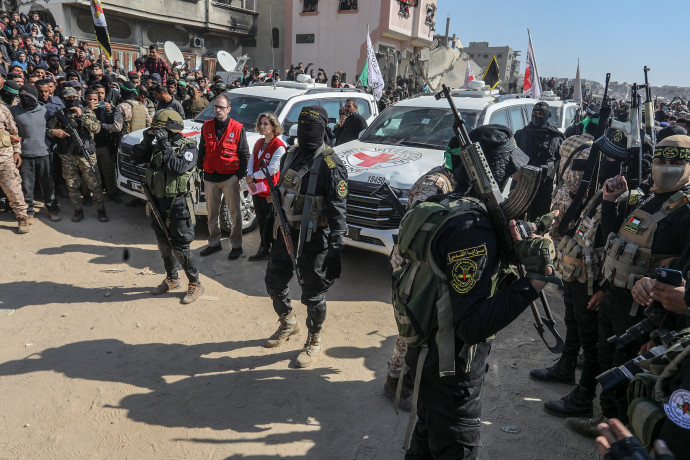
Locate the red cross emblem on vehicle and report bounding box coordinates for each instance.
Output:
[353,151,396,167]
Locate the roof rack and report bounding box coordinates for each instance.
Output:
[304,87,367,95]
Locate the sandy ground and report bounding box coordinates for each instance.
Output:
[0,198,597,459]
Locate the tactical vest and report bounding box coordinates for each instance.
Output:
[392,196,516,448]
[602,191,690,289]
[556,190,641,295]
[277,145,331,230]
[124,100,148,135]
[626,328,690,449]
[145,138,198,200]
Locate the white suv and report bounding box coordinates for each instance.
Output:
[539,91,580,133]
[116,82,379,233]
[333,81,539,255]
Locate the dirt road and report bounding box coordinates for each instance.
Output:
[0,201,595,459]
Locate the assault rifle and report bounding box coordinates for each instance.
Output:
[557,73,612,236]
[55,109,96,173]
[131,154,172,246]
[435,84,564,354]
[643,66,656,148]
[260,159,303,285]
[371,182,407,215]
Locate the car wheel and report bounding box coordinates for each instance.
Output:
[219,178,257,235]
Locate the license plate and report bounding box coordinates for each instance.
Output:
[130,181,143,193]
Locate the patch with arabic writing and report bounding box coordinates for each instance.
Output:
[447,244,487,264]
[337,180,348,198]
[664,389,690,429]
[451,258,479,294]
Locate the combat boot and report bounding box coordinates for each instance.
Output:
[97,209,109,222]
[544,385,595,417]
[181,282,204,304]
[295,332,321,368]
[248,244,270,261]
[17,216,29,234]
[71,209,84,222]
[383,374,413,412]
[151,277,181,295]
[565,414,606,439]
[265,314,300,348]
[529,356,577,384]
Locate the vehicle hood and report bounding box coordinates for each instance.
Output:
[332,140,444,189]
[120,119,263,151]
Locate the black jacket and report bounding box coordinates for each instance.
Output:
[335,112,367,146]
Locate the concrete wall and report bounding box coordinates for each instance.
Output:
[285,0,382,83]
[250,0,284,73]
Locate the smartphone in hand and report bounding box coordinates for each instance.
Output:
[656,268,684,287]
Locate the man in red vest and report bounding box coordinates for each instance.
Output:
[197,93,249,259]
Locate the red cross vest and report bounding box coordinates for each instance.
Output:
[251,136,285,197]
[201,118,243,175]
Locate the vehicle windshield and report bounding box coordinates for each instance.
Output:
[194,92,284,131]
[547,106,561,125]
[361,106,479,149]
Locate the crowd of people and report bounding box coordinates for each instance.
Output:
[1,7,689,460]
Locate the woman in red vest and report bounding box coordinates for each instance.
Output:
[246,113,286,261]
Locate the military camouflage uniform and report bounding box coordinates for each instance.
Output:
[388,165,456,378]
[102,100,152,134]
[0,104,28,219]
[47,107,104,210]
[550,133,593,246]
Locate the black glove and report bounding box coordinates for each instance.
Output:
[323,255,341,281]
[152,128,168,142]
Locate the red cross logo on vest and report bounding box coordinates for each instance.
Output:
[353,151,396,168]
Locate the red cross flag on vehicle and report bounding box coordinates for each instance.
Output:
[463,59,474,89]
[90,0,112,59]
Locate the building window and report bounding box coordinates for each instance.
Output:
[425,3,436,27]
[303,0,318,13]
[272,27,279,48]
[483,54,488,58]
[497,54,503,58]
[338,0,357,11]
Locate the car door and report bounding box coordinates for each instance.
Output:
[488,108,509,127]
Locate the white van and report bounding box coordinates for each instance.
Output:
[116,82,379,233]
[334,82,539,255]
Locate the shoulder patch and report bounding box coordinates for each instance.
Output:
[447,244,487,264]
[324,154,336,169]
[628,193,639,206]
[184,150,194,161]
[664,389,690,430]
[450,258,479,294]
[336,179,348,198]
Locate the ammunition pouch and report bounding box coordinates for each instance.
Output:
[555,236,603,294]
[0,128,11,148]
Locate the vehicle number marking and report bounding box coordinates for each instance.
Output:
[367,175,386,185]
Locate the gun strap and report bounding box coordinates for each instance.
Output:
[297,151,323,259]
[555,142,592,189]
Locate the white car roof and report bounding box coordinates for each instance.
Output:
[395,92,539,111]
[230,85,309,101]
[228,82,375,102]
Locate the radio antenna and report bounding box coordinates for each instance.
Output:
[270,3,276,90]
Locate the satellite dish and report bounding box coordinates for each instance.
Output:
[217,51,237,72]
[163,41,184,67]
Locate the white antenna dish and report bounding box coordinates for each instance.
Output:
[163,41,184,67]
[217,51,237,71]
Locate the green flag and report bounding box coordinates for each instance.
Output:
[358,60,369,87]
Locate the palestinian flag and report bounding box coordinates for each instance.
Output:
[482,55,500,90]
[91,0,112,59]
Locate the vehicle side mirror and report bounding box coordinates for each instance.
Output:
[289,124,298,138]
[358,128,366,139]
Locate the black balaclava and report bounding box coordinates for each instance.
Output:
[530,101,551,128]
[0,80,19,105]
[64,97,80,109]
[19,84,38,110]
[297,105,328,153]
[120,81,137,101]
[452,124,528,193]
